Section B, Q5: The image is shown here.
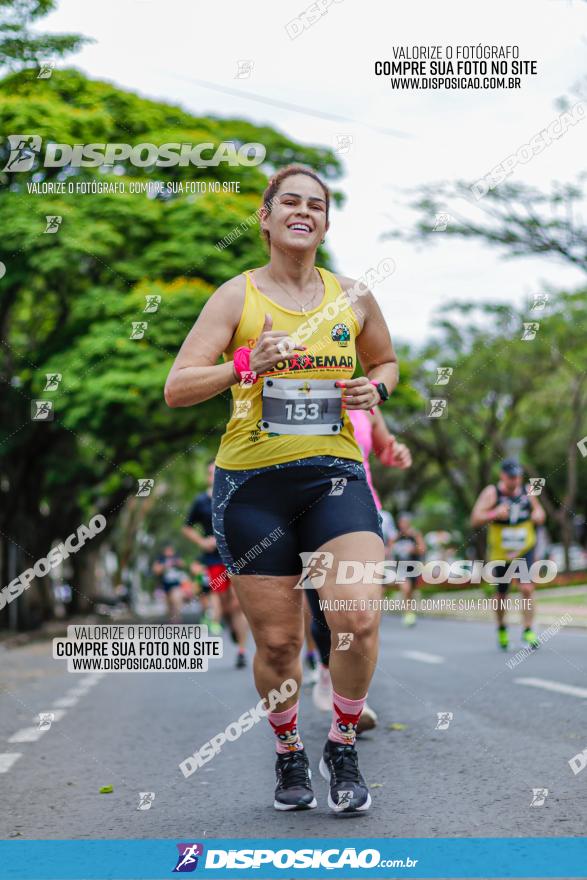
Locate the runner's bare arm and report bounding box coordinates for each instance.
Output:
[335,275,368,334]
[164,276,246,407]
[471,485,500,528]
[181,525,207,549]
[350,284,398,395]
[332,281,397,408]
[370,408,412,468]
[371,408,393,453]
[528,491,546,525]
[414,531,427,556]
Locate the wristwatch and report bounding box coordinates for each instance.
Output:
[372,381,390,404]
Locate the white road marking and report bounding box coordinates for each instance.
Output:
[0,753,22,773]
[38,710,66,723]
[401,650,445,664]
[5,682,95,749]
[52,697,79,708]
[515,677,587,699]
[8,727,45,743]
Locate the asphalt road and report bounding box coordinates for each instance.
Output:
[1,616,586,840]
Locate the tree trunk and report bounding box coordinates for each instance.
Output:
[69,546,101,615]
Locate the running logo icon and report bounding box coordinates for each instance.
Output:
[130,322,148,340]
[335,134,353,154]
[432,212,451,231]
[44,215,62,234]
[31,400,53,421]
[528,478,545,496]
[37,61,55,79]
[435,712,453,730]
[235,60,254,79]
[295,551,334,589]
[428,399,447,418]
[336,790,353,809]
[329,477,347,496]
[136,479,155,497]
[44,373,62,391]
[144,295,161,313]
[530,788,548,807]
[336,632,354,651]
[521,322,539,341]
[2,135,42,172]
[435,367,453,385]
[234,400,252,418]
[531,293,549,311]
[137,791,155,810]
[173,843,204,872]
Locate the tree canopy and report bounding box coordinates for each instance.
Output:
[0,66,345,625]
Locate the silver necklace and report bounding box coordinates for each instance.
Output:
[267,268,321,314]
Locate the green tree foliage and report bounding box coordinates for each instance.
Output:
[0,0,90,71]
[0,67,343,626]
[383,177,587,563]
[378,292,587,559]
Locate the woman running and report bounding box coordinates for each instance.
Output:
[308,407,412,726]
[164,165,398,814]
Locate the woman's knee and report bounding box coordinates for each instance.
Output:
[257,632,303,668]
[328,611,379,644]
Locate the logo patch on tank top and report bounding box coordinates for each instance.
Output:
[331,323,350,347]
[248,418,278,443]
[267,353,354,372]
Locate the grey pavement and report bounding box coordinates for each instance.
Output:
[0,616,586,840]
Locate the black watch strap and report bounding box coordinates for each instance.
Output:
[376,382,389,403]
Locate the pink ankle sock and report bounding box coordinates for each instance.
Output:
[267,701,303,754]
[329,690,366,746]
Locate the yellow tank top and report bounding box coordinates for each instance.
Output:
[215,267,364,470]
[487,520,536,560]
[486,484,536,560]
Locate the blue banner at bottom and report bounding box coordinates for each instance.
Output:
[1,838,586,879]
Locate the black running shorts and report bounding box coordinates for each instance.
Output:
[212,455,383,576]
[493,548,536,593]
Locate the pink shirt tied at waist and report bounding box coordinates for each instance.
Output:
[348,409,382,510]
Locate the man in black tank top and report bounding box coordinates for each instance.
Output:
[471,459,546,651]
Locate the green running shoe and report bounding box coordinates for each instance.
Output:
[523,628,540,649]
[402,611,417,627]
[498,627,509,651]
[201,613,223,636]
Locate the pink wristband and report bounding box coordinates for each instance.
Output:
[233,346,258,383]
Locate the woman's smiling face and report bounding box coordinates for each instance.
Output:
[262,173,329,253]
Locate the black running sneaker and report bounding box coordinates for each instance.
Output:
[235,651,247,669]
[274,749,317,811]
[305,650,317,671]
[319,739,371,813]
[224,617,238,645]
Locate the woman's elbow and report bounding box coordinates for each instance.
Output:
[164,376,180,408]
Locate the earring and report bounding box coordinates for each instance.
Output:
[321,238,325,244]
